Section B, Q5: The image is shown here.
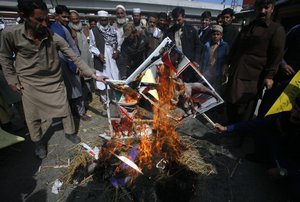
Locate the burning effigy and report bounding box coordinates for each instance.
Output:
[61,38,225,201]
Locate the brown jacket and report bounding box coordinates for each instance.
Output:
[226,19,286,104]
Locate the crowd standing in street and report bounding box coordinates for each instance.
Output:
[0,0,299,200]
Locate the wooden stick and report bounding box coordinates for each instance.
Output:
[133,119,153,123]
[230,158,242,178]
[106,84,114,137]
[201,113,215,126]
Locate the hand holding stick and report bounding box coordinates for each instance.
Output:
[214,123,228,133]
[201,113,215,127]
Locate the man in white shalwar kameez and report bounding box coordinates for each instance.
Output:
[89,10,120,116]
[112,5,128,49]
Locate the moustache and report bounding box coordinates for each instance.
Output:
[36,26,49,36]
[173,24,181,31]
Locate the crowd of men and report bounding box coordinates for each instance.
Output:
[0,0,299,199]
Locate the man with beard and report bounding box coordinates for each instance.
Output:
[113,4,128,48]
[51,5,92,121]
[89,10,120,114]
[0,0,106,158]
[225,0,285,144]
[132,8,146,34]
[69,10,94,108]
[145,13,163,55]
[165,7,201,82]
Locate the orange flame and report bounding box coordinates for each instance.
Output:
[138,64,187,170]
[100,63,187,181]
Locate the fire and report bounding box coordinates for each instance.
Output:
[137,64,187,171]
[99,63,188,182]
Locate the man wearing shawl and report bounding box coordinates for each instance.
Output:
[89,10,120,113]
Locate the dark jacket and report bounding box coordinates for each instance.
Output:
[284,24,300,71]
[226,19,286,104]
[222,24,239,48]
[118,33,149,79]
[165,23,201,65]
[198,27,211,45]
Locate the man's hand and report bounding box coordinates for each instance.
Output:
[99,53,105,63]
[282,64,295,76]
[112,50,119,60]
[184,82,192,98]
[76,67,84,76]
[185,82,219,101]
[264,78,274,90]
[214,123,227,133]
[10,83,24,94]
[92,74,108,83]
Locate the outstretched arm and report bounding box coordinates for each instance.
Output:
[54,33,107,82]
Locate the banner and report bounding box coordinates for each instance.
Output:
[0,127,24,149]
[266,70,300,116]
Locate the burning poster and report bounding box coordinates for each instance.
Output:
[107,37,223,120]
[63,38,221,201]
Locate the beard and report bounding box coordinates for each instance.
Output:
[256,12,269,23]
[116,17,126,25]
[36,26,49,37]
[173,23,182,31]
[69,22,83,31]
[26,20,49,38]
[98,24,109,31]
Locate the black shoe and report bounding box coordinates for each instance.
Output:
[35,141,47,159]
[65,133,81,144]
[1,122,25,133]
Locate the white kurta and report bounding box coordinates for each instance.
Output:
[96,44,119,90]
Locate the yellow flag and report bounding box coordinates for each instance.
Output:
[266,70,300,116]
[0,127,25,149]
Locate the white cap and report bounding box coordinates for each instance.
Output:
[133,8,141,14]
[116,4,126,12]
[70,10,79,15]
[97,10,108,17]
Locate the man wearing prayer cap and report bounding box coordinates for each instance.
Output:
[132,8,146,33]
[113,4,128,47]
[199,24,228,93]
[89,10,120,117]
